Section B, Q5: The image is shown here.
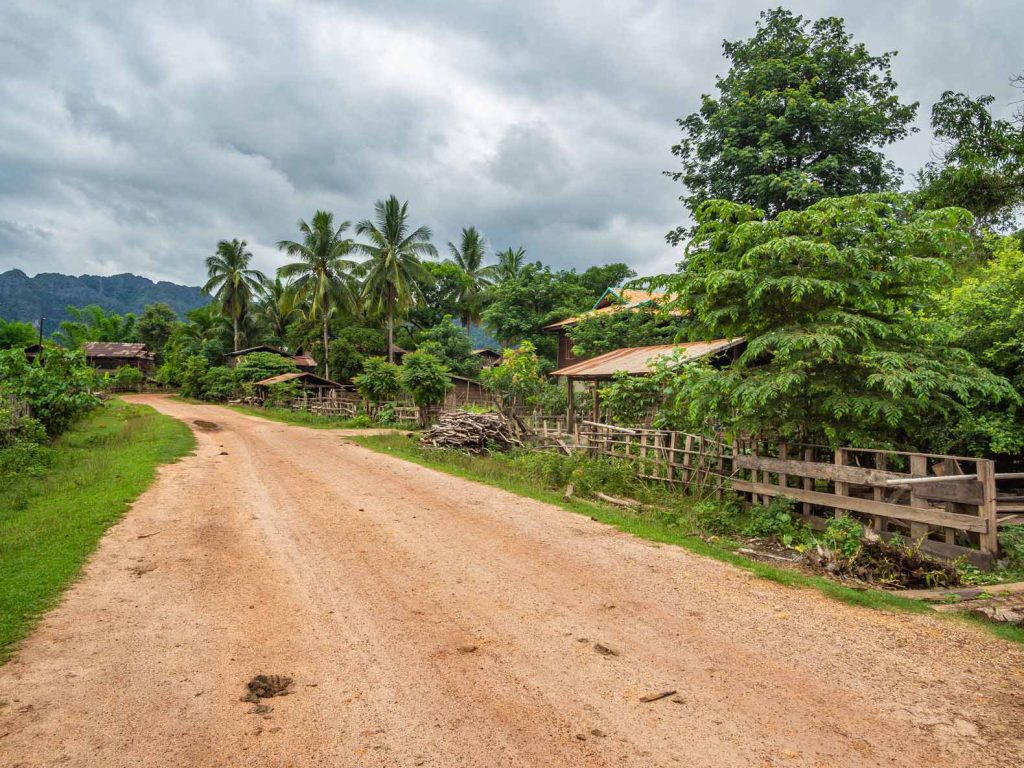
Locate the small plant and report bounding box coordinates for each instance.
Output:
[820,515,864,564]
[998,525,1024,570]
[741,496,810,548]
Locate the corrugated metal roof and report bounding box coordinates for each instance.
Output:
[255,371,346,388]
[82,342,152,358]
[543,290,672,330]
[550,339,743,379]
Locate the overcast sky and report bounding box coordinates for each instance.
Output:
[1,1,1021,287]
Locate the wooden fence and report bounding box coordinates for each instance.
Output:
[528,419,1017,566]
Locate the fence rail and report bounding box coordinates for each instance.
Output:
[525,419,1012,566]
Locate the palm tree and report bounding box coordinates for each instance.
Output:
[354,196,437,363]
[277,211,357,377]
[258,277,303,346]
[203,239,266,352]
[494,247,527,283]
[447,226,497,330]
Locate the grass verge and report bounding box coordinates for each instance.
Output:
[224,403,415,431]
[348,432,1024,645]
[0,399,194,661]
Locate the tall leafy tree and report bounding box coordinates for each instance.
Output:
[137,302,178,356]
[203,239,266,352]
[277,211,357,377]
[916,90,1024,229]
[648,194,1014,447]
[446,226,497,329]
[668,7,917,239]
[355,195,437,363]
[494,247,527,283]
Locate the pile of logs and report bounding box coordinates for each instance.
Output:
[420,410,522,453]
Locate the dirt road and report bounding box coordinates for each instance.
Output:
[1,395,1022,767]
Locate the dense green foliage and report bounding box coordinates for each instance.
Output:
[569,304,688,359]
[415,315,477,376]
[480,342,545,413]
[0,319,36,349]
[916,90,1024,229]
[53,304,138,347]
[397,351,452,424]
[203,239,266,352]
[136,302,178,356]
[353,357,402,404]
[649,194,1015,445]
[0,348,99,437]
[668,8,916,233]
[233,351,298,383]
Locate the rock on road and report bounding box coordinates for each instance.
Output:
[1,395,1022,767]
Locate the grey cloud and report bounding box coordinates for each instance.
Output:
[0,0,1021,287]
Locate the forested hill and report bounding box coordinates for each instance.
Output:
[0,269,209,323]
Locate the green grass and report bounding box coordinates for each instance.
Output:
[0,399,195,661]
[349,433,1024,645]
[224,403,416,431]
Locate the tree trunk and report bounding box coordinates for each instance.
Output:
[386,285,395,364]
[233,316,239,353]
[322,313,330,379]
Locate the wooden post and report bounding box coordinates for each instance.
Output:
[566,377,575,430]
[778,443,788,490]
[834,448,848,518]
[979,459,999,557]
[909,454,929,543]
[872,454,888,533]
[591,384,600,422]
[802,447,814,516]
[683,434,694,485]
[668,431,677,485]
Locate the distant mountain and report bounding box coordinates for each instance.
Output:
[0,269,209,325]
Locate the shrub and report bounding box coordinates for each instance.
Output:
[741,496,812,548]
[201,366,238,401]
[113,365,145,391]
[354,357,402,404]
[398,351,452,426]
[0,347,99,437]
[480,341,544,413]
[510,451,644,499]
[178,355,210,399]
[234,352,298,383]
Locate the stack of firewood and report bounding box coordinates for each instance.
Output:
[420,410,522,453]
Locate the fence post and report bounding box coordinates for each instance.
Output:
[834,448,848,518]
[778,443,788,490]
[872,453,888,533]
[979,459,999,558]
[908,454,929,543]
[802,447,814,516]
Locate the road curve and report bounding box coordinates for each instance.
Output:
[0,395,1021,767]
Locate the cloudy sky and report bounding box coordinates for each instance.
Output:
[1,1,1021,287]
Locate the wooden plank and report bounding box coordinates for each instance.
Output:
[734,455,902,486]
[801,447,814,516]
[834,448,848,518]
[908,455,929,542]
[730,480,989,532]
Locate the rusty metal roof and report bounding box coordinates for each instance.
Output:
[550,339,743,379]
[82,342,152,358]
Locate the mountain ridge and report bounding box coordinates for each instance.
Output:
[0,269,209,325]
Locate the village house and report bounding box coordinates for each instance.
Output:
[82,342,156,376]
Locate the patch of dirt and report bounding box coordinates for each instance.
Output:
[192,419,221,431]
[240,675,293,704]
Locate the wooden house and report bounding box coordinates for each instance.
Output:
[82,342,156,376]
[470,348,502,368]
[253,371,352,399]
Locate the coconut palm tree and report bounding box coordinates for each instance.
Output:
[203,239,267,352]
[258,277,304,347]
[447,226,497,331]
[354,196,437,363]
[494,247,527,283]
[277,211,357,377]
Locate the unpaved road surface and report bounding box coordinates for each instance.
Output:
[1,395,1022,767]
